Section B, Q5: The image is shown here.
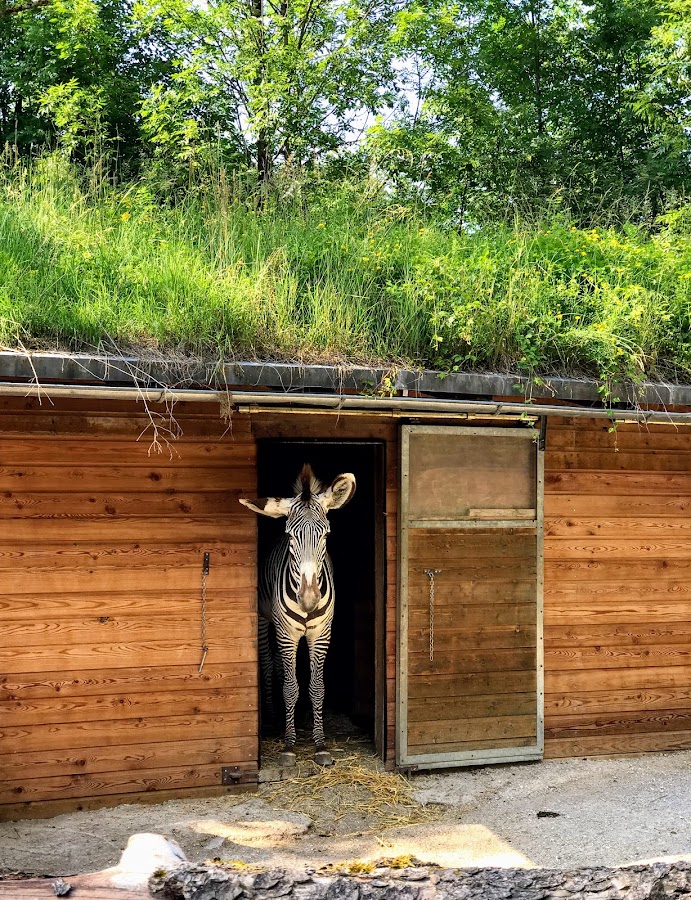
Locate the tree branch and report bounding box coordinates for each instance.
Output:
[0,0,51,17]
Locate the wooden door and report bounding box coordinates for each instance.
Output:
[397,425,544,769]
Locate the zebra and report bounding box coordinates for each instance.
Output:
[240,464,356,767]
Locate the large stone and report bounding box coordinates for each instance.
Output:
[109,833,188,888]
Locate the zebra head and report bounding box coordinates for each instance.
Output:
[240,464,356,612]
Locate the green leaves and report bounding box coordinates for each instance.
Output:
[373,0,691,227]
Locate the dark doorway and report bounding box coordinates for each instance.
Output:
[256,440,386,762]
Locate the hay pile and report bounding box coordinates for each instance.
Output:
[260,757,440,837]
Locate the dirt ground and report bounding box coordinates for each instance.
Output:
[2,749,691,878]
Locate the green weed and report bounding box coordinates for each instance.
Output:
[2,155,691,385]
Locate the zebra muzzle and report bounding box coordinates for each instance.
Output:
[298,572,321,609]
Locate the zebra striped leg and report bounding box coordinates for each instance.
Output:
[306,629,331,757]
[280,639,300,750]
[258,617,275,729]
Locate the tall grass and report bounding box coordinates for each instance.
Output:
[2,153,691,384]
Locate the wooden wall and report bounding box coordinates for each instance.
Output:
[0,396,258,819]
[544,416,691,757]
[7,396,691,815]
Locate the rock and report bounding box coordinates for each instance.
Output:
[203,836,226,852]
[109,833,188,888]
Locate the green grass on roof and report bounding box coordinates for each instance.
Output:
[3,154,691,388]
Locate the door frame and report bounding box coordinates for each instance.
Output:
[396,424,544,769]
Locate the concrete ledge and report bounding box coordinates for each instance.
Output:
[1,351,690,408]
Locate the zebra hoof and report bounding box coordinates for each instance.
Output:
[314,749,333,767]
[279,750,297,768]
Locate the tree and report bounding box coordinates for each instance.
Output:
[0,0,174,165]
[139,0,400,186]
[371,0,691,225]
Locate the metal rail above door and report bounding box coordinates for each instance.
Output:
[397,425,544,769]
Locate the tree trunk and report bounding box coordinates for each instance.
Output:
[251,0,270,188]
[153,860,691,900]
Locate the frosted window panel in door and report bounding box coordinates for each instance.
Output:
[408,433,536,519]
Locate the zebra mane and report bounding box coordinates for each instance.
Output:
[294,464,324,502]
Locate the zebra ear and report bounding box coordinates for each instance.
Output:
[320,473,356,511]
[239,497,292,518]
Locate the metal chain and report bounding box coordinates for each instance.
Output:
[198,552,210,673]
[424,569,442,661]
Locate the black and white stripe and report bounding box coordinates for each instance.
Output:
[241,465,355,754]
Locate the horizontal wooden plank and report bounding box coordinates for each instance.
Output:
[545,709,691,740]
[408,670,537,699]
[0,439,254,467]
[409,692,536,723]
[0,686,257,726]
[409,736,537,756]
[0,711,256,753]
[0,545,254,576]
[544,538,691,560]
[544,730,691,758]
[408,714,537,747]
[545,665,691,694]
[0,490,250,518]
[0,761,255,805]
[546,517,691,538]
[0,736,257,780]
[0,783,255,821]
[548,428,691,452]
[0,638,257,674]
[0,662,256,700]
[0,465,255,494]
[0,413,248,439]
[545,578,691,601]
[0,518,255,545]
[544,558,691,581]
[409,625,536,653]
[545,644,691,670]
[545,623,691,648]
[0,556,255,595]
[548,418,690,433]
[407,581,536,606]
[409,560,537,583]
[545,685,691,718]
[409,647,536,676]
[0,589,252,621]
[545,494,691,517]
[545,471,691,496]
[0,614,257,650]
[409,603,537,629]
[546,451,691,472]
[545,599,691,626]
